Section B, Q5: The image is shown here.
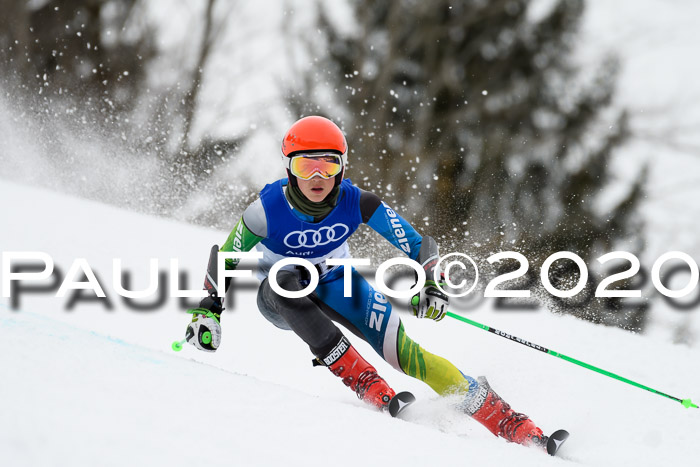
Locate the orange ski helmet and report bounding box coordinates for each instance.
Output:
[282,116,347,157]
[281,116,348,187]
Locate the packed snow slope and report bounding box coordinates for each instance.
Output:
[1,180,698,467]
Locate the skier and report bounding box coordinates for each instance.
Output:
[184,116,551,450]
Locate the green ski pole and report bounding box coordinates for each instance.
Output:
[445,311,698,409]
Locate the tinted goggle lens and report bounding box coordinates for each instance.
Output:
[289,154,343,180]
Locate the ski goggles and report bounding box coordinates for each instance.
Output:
[288,153,344,180]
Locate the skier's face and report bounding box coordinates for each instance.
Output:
[297,175,335,202]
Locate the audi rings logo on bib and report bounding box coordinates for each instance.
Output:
[283,223,350,249]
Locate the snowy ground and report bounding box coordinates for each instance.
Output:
[1,180,698,467]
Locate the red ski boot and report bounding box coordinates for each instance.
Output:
[464,377,547,449]
[321,336,396,410]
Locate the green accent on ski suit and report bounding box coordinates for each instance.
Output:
[220,217,262,270]
[397,322,470,396]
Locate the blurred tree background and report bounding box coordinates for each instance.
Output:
[0,0,648,329]
[288,0,648,329]
[0,0,152,113]
[0,0,248,218]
